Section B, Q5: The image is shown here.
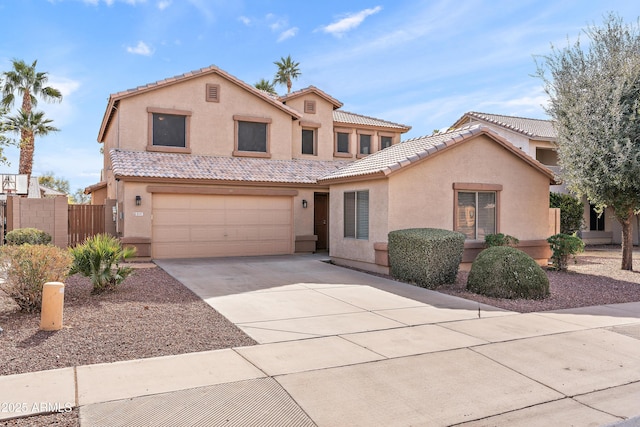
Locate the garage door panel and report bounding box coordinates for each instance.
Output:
[152,194,292,258]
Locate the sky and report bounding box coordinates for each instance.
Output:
[0,0,638,193]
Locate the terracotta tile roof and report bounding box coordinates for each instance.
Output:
[279,86,343,109]
[454,112,556,140]
[319,125,556,183]
[110,149,351,184]
[333,110,411,132]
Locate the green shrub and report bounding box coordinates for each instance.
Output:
[69,234,136,294]
[550,192,584,234]
[0,244,73,312]
[388,228,465,289]
[547,233,585,271]
[484,233,519,248]
[467,246,549,299]
[5,228,52,245]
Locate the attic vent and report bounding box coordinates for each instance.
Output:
[304,100,316,114]
[206,84,220,103]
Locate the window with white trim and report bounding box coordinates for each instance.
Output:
[344,190,369,239]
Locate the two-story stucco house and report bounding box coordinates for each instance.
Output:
[86,65,410,259]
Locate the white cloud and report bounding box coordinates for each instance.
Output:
[277,27,298,42]
[157,0,171,10]
[238,15,251,25]
[320,6,382,37]
[47,76,81,97]
[126,41,154,56]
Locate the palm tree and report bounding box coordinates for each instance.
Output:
[1,59,62,179]
[3,110,59,177]
[254,78,277,95]
[273,55,301,94]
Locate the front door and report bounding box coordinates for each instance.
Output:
[314,193,329,250]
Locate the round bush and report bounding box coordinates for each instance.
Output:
[466,246,549,299]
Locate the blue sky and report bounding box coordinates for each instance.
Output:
[0,0,638,193]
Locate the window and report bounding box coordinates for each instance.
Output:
[380,136,392,150]
[453,183,501,240]
[302,128,316,155]
[147,107,192,152]
[304,100,316,114]
[359,134,372,156]
[233,115,271,157]
[337,133,350,153]
[344,190,369,239]
[206,84,220,102]
[590,203,605,231]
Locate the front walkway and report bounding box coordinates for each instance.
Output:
[1,254,639,426]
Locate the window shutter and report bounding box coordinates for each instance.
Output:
[206,84,220,102]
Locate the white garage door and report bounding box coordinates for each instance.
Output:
[152,194,293,259]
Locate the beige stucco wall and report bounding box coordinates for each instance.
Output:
[328,134,552,270]
[388,134,551,241]
[6,196,68,247]
[286,94,336,161]
[110,73,295,160]
[328,179,389,266]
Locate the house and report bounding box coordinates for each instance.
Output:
[87,65,410,259]
[318,125,557,273]
[452,112,628,245]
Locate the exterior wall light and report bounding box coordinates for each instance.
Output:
[135,195,142,206]
[302,199,308,208]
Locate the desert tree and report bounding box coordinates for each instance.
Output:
[536,13,640,270]
[273,55,301,94]
[1,59,62,180]
[254,78,277,95]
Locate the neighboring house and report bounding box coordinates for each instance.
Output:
[452,112,628,245]
[319,125,557,273]
[87,65,410,259]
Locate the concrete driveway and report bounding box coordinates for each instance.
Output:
[152,254,640,426]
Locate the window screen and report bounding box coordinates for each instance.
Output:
[359,134,371,155]
[238,121,267,152]
[302,129,315,155]
[380,136,392,149]
[337,133,349,153]
[153,113,186,147]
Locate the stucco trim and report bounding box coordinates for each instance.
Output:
[146,185,298,197]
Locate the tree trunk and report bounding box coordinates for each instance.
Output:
[18,130,34,180]
[620,211,633,270]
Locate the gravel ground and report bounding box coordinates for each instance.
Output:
[0,264,256,427]
[438,247,640,312]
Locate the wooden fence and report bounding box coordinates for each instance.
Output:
[68,204,105,246]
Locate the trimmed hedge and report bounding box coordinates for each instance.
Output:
[5,228,52,245]
[388,228,465,289]
[466,246,549,299]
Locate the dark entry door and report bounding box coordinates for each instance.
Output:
[314,193,329,250]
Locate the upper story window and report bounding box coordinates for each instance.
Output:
[453,183,502,240]
[344,190,369,240]
[334,129,352,158]
[358,133,372,157]
[147,107,192,153]
[233,115,271,158]
[380,135,393,150]
[302,128,316,155]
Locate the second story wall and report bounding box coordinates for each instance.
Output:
[104,72,297,161]
[285,93,336,161]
